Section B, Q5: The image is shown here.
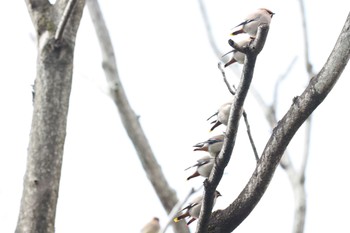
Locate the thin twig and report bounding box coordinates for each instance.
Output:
[298,0,314,77]
[242,111,259,162]
[54,0,77,43]
[272,56,298,108]
[218,62,235,95]
[218,62,259,162]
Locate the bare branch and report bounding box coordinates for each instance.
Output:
[218,62,236,95]
[24,0,52,34]
[242,111,259,162]
[298,0,314,77]
[86,1,189,233]
[272,56,298,109]
[197,0,223,59]
[195,25,270,233]
[218,63,259,162]
[206,13,350,233]
[54,0,77,43]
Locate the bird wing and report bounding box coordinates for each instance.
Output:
[178,202,199,212]
[185,158,211,170]
[207,138,224,145]
[221,49,235,58]
[233,16,260,28]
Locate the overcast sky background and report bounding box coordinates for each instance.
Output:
[1,1,350,232]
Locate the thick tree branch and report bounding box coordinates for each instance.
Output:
[86,1,189,233]
[195,25,270,233]
[205,13,350,233]
[25,0,53,35]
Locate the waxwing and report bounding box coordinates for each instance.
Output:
[173,191,222,225]
[207,101,232,132]
[186,155,214,180]
[193,134,225,157]
[231,8,274,37]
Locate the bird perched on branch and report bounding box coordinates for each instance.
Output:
[207,101,232,132]
[141,217,160,233]
[222,37,253,67]
[174,191,222,225]
[193,134,225,157]
[186,155,214,180]
[230,8,275,38]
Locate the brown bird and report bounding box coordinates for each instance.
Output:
[173,191,222,225]
[141,217,160,233]
[230,8,275,37]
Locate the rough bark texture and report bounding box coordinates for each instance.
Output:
[16,1,85,233]
[205,12,350,233]
[86,1,190,233]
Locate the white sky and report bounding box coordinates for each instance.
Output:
[1,1,350,232]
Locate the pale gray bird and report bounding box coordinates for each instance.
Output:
[141,217,160,233]
[185,155,214,180]
[207,101,232,132]
[173,190,222,225]
[222,37,253,67]
[193,134,225,157]
[230,8,275,37]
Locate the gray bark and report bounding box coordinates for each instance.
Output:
[16,1,85,233]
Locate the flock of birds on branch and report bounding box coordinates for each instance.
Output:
[141,7,274,233]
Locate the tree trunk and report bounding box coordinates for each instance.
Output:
[16,1,85,232]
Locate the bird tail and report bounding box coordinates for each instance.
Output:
[174,212,189,222]
[230,28,244,36]
[187,171,200,180]
[207,111,218,121]
[210,121,222,132]
[187,217,197,225]
[224,58,237,68]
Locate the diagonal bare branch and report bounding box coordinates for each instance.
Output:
[298,0,314,77]
[86,1,189,233]
[195,25,270,233]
